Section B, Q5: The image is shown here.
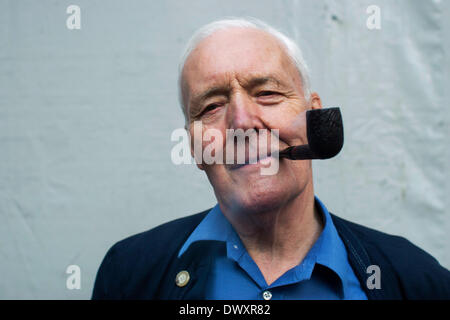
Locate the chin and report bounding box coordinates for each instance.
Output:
[208,162,312,215]
[229,179,300,215]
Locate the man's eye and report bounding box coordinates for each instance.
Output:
[201,104,220,115]
[257,91,278,97]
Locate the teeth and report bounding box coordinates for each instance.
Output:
[258,157,272,165]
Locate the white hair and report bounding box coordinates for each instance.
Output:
[178,17,311,121]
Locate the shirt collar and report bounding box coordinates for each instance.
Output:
[178,196,349,287]
[313,196,348,285]
[178,204,230,257]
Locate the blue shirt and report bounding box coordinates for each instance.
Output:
[178,196,368,300]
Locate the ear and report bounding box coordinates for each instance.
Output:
[310,92,323,110]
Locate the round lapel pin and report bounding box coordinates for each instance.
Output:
[175,270,190,287]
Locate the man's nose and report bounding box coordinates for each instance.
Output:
[226,92,264,131]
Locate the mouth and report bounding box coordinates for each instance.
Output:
[227,151,277,171]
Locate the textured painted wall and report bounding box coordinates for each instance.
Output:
[0,0,448,299]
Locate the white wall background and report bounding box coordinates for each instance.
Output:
[0,0,448,299]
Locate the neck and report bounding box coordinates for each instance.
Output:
[220,180,323,285]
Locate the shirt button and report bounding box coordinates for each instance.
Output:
[262,290,272,300]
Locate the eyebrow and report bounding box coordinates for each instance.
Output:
[242,76,285,89]
[192,86,231,108]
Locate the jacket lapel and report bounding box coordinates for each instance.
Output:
[331,213,403,299]
[158,240,226,300]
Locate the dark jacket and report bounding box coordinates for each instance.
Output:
[92,210,450,300]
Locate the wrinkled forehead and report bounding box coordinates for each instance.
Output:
[181,28,298,101]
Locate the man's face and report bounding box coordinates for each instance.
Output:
[182,28,319,215]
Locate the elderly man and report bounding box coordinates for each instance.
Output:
[92,18,450,300]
